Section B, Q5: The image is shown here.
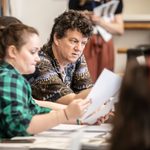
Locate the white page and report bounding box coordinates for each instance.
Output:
[83,100,114,124]
[136,55,146,65]
[81,69,122,123]
[93,0,119,17]
[93,3,104,17]
[108,1,119,16]
[96,25,112,42]
[85,123,112,132]
[51,124,86,131]
[31,137,71,150]
[93,0,119,42]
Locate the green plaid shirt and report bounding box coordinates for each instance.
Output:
[0,62,51,139]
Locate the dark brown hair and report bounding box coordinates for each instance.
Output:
[42,10,93,51]
[0,16,22,28]
[0,23,39,61]
[110,61,150,150]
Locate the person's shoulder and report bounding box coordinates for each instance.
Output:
[76,55,87,64]
[37,56,54,74]
[0,63,19,78]
[38,50,54,67]
[0,65,27,86]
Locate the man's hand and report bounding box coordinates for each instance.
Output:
[94,111,115,125]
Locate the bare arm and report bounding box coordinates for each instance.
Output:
[34,99,67,110]
[91,14,124,35]
[56,88,91,105]
[26,99,90,134]
[27,110,67,134]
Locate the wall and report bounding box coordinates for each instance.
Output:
[114,0,150,73]
[10,0,68,45]
[10,0,150,73]
[124,0,150,15]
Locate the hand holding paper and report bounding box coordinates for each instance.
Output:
[80,69,122,124]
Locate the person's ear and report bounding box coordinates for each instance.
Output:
[7,45,18,59]
[53,33,59,46]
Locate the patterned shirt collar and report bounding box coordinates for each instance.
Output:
[41,46,80,82]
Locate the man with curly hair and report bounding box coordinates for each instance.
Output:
[26,10,93,105]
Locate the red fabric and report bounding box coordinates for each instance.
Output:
[84,34,114,83]
[146,56,150,67]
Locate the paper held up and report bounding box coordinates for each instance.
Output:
[92,0,119,42]
[80,69,122,124]
[93,25,112,42]
[93,0,119,18]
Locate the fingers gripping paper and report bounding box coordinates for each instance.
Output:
[81,69,122,124]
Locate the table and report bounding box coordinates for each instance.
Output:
[0,124,112,150]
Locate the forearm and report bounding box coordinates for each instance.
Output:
[57,88,91,105]
[27,110,67,134]
[98,19,124,35]
[75,88,91,99]
[34,99,67,110]
[94,14,124,35]
[27,98,89,134]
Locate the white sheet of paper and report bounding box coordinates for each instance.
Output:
[93,0,119,42]
[93,0,119,17]
[85,123,112,132]
[83,100,114,124]
[51,124,86,131]
[81,69,122,123]
[95,25,112,42]
[136,55,146,65]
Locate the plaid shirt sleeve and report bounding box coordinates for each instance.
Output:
[0,69,51,138]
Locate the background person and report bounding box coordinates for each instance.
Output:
[69,0,124,82]
[109,61,150,150]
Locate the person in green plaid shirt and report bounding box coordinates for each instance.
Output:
[0,23,90,139]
